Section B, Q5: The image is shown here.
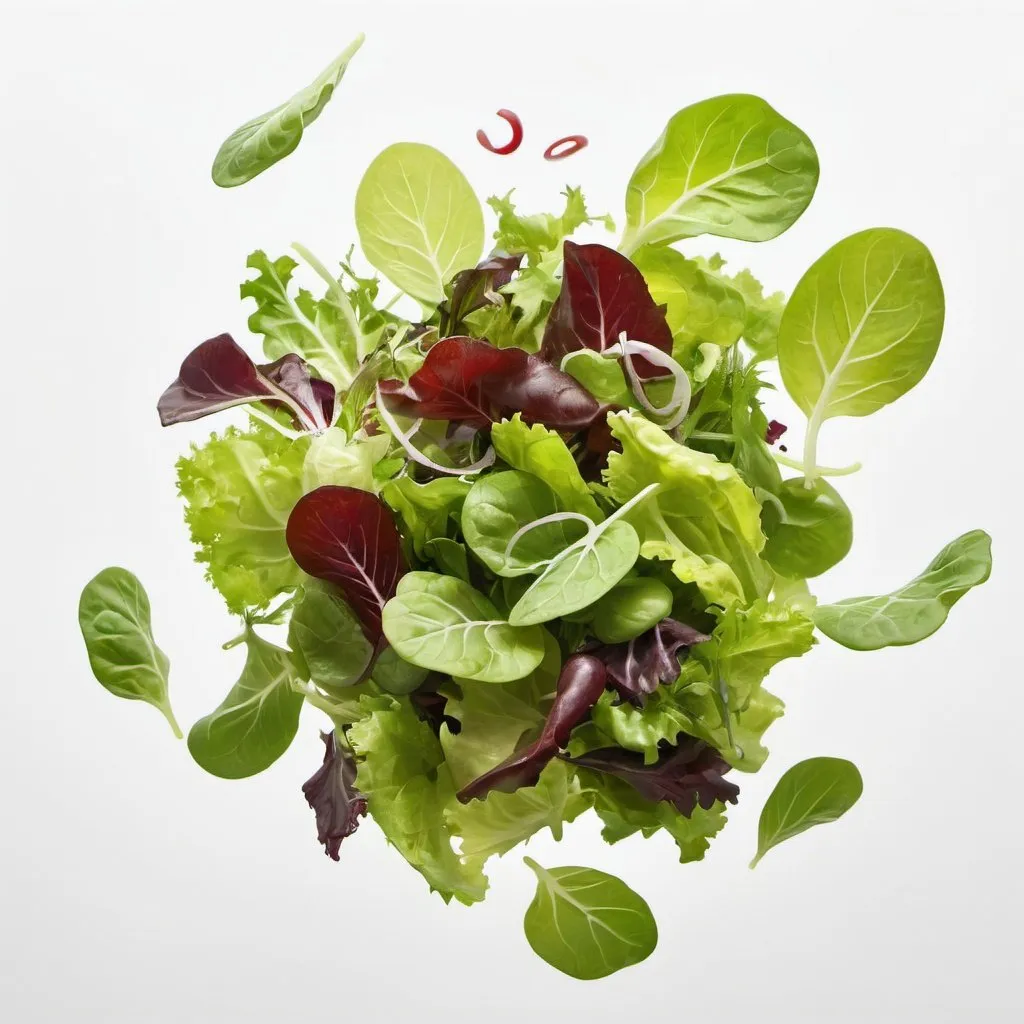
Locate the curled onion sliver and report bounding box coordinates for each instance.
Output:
[477,109,524,155]
[503,511,595,572]
[375,386,496,476]
[614,337,692,431]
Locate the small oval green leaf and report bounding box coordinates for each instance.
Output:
[523,858,658,979]
[288,582,372,694]
[355,143,484,304]
[762,477,853,579]
[371,645,429,695]
[751,756,863,868]
[381,572,546,682]
[78,567,181,737]
[621,94,819,253]
[462,470,583,578]
[815,529,991,651]
[188,632,304,779]
[212,35,365,188]
[591,577,674,643]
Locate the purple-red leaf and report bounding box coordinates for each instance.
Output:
[765,419,788,446]
[378,336,601,430]
[286,486,406,643]
[590,618,709,702]
[457,654,607,803]
[439,254,523,336]
[158,333,333,431]
[565,736,739,817]
[302,731,367,861]
[540,241,673,377]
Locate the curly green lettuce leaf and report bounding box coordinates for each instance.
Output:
[695,255,786,360]
[592,660,785,772]
[347,697,487,904]
[605,411,770,607]
[177,421,308,613]
[586,769,728,863]
[301,428,391,493]
[241,251,358,388]
[488,187,613,262]
[492,415,602,520]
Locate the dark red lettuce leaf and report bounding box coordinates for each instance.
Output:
[158,333,333,431]
[439,253,523,336]
[302,731,367,861]
[457,654,607,803]
[565,735,739,817]
[590,618,709,702]
[540,241,673,377]
[286,486,406,643]
[378,336,601,430]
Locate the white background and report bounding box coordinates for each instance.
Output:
[2,1,1022,1020]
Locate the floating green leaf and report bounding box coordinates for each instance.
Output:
[187,631,304,779]
[288,582,371,694]
[751,756,863,867]
[621,94,819,254]
[382,572,547,682]
[815,530,991,650]
[777,229,944,482]
[522,858,658,979]
[78,568,181,737]
[212,35,365,188]
[355,143,484,304]
[762,477,853,579]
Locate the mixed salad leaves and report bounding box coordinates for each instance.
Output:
[78,36,992,980]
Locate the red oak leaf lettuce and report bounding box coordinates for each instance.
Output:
[378,336,601,430]
[158,333,334,430]
[540,241,672,376]
[457,654,607,802]
[302,731,367,860]
[439,254,523,337]
[286,486,406,642]
[566,735,739,817]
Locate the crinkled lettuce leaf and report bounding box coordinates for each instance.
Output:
[177,420,308,613]
[605,411,770,607]
[348,697,487,905]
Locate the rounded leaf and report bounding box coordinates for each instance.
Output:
[762,477,853,579]
[591,577,674,643]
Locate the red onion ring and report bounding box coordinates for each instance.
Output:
[476,109,524,155]
[544,135,588,161]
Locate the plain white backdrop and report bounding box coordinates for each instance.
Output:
[2,0,1022,1020]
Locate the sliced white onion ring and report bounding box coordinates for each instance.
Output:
[611,335,692,431]
[374,385,496,476]
[503,511,595,572]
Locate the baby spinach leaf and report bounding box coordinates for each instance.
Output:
[355,143,484,304]
[288,582,372,694]
[78,568,181,737]
[751,757,863,867]
[590,577,674,644]
[762,477,853,579]
[423,537,471,583]
[507,517,640,626]
[778,229,944,480]
[187,631,304,779]
[212,34,365,187]
[491,415,603,520]
[621,94,818,254]
[462,470,584,577]
[371,645,429,695]
[381,572,547,682]
[815,530,991,650]
[522,858,658,980]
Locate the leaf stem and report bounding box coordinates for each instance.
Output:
[160,701,184,740]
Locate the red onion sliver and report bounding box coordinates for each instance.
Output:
[544,135,588,161]
[477,109,524,155]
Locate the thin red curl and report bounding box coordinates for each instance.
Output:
[544,134,588,161]
[476,109,523,155]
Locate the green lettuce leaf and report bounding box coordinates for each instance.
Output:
[381,475,472,558]
[492,415,602,520]
[301,428,391,493]
[177,421,307,613]
[487,187,613,262]
[605,412,770,607]
[241,250,358,388]
[695,255,786,360]
[348,697,487,905]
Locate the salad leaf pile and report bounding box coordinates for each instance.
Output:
[78,38,993,980]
